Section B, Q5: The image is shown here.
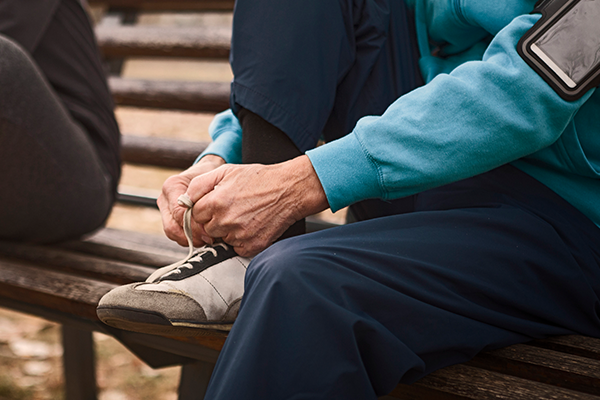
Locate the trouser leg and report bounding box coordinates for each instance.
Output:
[231,0,422,222]
[0,35,113,243]
[204,166,600,399]
[0,0,118,243]
[230,0,422,153]
[238,108,306,239]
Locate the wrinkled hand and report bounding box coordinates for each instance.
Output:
[158,155,225,247]
[184,155,328,257]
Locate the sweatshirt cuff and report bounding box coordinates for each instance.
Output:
[194,132,242,164]
[194,110,243,164]
[195,129,243,164]
[306,133,383,212]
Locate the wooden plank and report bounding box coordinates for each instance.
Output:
[88,0,235,11]
[121,134,209,169]
[59,228,187,268]
[530,335,600,361]
[390,364,600,400]
[0,241,154,284]
[467,343,600,395]
[0,258,116,320]
[109,77,230,112]
[96,25,230,59]
[111,329,222,362]
[63,326,98,400]
[0,296,223,369]
[178,361,215,400]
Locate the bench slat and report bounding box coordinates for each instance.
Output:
[121,134,208,169]
[0,241,154,284]
[109,77,230,111]
[0,258,116,320]
[60,228,187,268]
[97,25,230,59]
[391,364,600,400]
[468,343,600,395]
[88,0,235,11]
[531,335,600,361]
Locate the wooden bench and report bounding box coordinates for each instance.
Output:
[0,0,598,398]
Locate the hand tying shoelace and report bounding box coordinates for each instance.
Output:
[97,193,252,336]
[146,194,228,283]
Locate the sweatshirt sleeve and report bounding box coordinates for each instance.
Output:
[194,109,243,165]
[306,14,594,212]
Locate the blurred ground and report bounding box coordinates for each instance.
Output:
[0,8,347,400]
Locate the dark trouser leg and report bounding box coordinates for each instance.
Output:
[0,35,113,243]
[0,0,118,243]
[231,0,422,226]
[230,0,421,152]
[238,108,306,239]
[204,166,600,399]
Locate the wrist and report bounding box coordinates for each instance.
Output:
[181,155,225,180]
[281,156,329,220]
[197,154,226,168]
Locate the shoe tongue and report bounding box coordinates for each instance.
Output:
[159,245,239,282]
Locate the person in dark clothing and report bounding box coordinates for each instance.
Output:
[0,0,120,243]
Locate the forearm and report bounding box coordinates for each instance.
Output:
[308,14,591,212]
[278,156,329,221]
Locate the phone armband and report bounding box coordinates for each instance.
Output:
[518,0,600,101]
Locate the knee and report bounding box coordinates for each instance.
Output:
[245,238,314,294]
[0,35,37,86]
[0,34,30,65]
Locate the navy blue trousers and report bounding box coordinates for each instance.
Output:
[229,0,422,153]
[206,166,600,399]
[206,0,600,398]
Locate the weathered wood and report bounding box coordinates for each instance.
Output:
[59,228,187,268]
[115,329,222,363]
[88,0,235,11]
[63,326,98,400]
[178,361,215,400]
[0,241,154,284]
[121,134,209,169]
[467,343,600,395]
[0,258,116,320]
[97,25,230,59]
[109,77,230,111]
[390,364,600,400]
[531,335,600,361]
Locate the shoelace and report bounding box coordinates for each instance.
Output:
[145,194,227,283]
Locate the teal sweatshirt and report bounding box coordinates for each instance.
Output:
[200,0,600,227]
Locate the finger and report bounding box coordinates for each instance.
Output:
[185,167,225,205]
[158,195,181,238]
[190,219,213,246]
[202,216,232,241]
[160,179,189,226]
[161,212,189,247]
[233,244,261,258]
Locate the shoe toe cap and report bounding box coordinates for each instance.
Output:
[97,283,208,323]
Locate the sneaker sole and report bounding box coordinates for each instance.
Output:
[97,307,233,337]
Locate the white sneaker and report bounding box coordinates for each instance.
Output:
[97,194,251,336]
